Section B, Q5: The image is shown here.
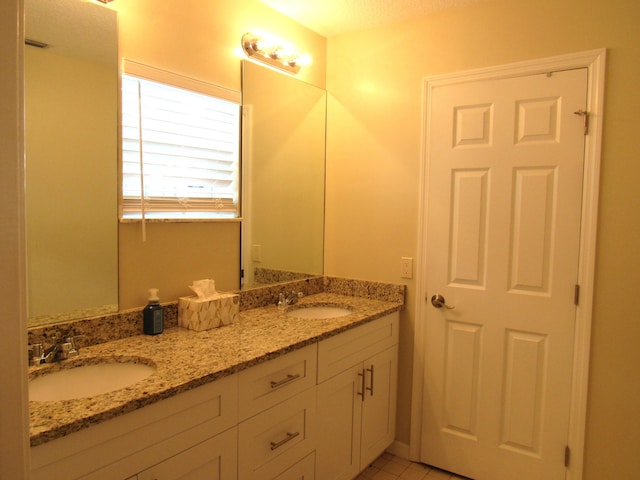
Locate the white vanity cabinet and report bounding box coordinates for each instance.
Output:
[30,374,238,480]
[237,344,317,480]
[315,313,399,480]
[30,310,400,480]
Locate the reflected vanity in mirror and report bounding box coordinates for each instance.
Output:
[25,0,118,326]
[241,60,326,288]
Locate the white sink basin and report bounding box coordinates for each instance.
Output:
[286,305,353,319]
[29,359,156,402]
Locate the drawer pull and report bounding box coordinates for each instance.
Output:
[357,370,365,400]
[366,365,374,396]
[270,373,301,389]
[270,431,300,450]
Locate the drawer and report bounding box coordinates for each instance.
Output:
[238,387,316,480]
[239,344,317,420]
[273,452,315,480]
[317,313,399,383]
[32,374,238,480]
[137,427,238,480]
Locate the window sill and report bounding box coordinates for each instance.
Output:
[119,217,243,224]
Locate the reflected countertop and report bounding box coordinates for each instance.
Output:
[29,292,403,447]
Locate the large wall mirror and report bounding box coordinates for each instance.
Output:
[241,61,326,288]
[25,0,118,326]
[24,0,327,327]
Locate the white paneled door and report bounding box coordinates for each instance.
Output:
[420,68,588,479]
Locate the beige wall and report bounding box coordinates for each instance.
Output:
[325,0,640,477]
[113,0,326,308]
[7,0,639,476]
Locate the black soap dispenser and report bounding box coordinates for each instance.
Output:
[143,288,164,335]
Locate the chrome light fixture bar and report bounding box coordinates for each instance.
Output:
[241,32,308,74]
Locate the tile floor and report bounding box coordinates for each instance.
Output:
[355,452,471,480]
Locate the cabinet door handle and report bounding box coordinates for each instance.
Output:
[358,369,365,401]
[366,365,374,397]
[270,431,300,450]
[270,373,301,389]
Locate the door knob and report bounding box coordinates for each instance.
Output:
[430,294,455,309]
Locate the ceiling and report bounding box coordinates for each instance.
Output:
[25,0,116,64]
[259,0,480,37]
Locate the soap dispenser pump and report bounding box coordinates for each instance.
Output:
[143,288,164,335]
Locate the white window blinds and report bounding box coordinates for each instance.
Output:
[121,66,241,219]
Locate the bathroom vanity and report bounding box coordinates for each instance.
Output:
[29,289,402,480]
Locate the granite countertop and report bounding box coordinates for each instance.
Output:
[29,292,402,447]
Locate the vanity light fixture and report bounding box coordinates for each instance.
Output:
[241,32,309,74]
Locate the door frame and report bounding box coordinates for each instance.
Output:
[410,49,606,480]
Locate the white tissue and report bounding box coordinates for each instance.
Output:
[189,279,218,301]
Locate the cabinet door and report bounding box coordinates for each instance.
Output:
[137,427,237,480]
[315,364,363,480]
[360,345,398,469]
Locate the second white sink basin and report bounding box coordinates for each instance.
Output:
[29,359,156,402]
[286,305,353,319]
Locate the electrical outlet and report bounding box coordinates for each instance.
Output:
[401,257,413,279]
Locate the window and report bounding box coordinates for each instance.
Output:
[121,61,241,220]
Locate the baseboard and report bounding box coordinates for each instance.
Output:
[386,440,410,460]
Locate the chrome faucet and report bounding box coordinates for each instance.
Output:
[28,336,80,366]
[277,291,304,308]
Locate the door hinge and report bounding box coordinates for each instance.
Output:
[564,445,571,467]
[574,284,580,306]
[574,109,589,135]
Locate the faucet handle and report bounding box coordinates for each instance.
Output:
[28,343,44,366]
[47,332,61,343]
[29,343,44,356]
[59,336,81,359]
[65,334,85,346]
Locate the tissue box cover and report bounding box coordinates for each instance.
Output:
[178,293,239,331]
